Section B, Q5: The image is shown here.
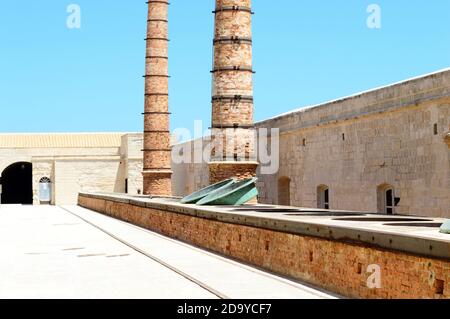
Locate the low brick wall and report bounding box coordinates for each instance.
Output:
[78,194,449,299]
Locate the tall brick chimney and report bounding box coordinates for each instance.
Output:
[209,0,258,183]
[142,0,172,196]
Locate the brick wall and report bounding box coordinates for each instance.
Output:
[79,194,450,299]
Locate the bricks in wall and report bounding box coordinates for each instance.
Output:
[79,195,450,299]
[143,0,172,196]
[143,172,172,197]
[209,162,257,184]
[210,0,258,183]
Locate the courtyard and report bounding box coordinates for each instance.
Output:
[0,0,448,302]
[0,204,336,299]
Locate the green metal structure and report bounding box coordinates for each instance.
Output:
[196,178,258,206]
[180,178,235,204]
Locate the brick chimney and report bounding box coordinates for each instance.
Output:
[209,0,258,183]
[142,0,172,196]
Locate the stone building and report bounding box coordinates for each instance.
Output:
[172,68,450,218]
[0,133,143,205]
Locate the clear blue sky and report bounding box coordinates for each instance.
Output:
[0,1,449,133]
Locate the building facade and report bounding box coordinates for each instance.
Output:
[172,68,450,218]
[0,133,143,205]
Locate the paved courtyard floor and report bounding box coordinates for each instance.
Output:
[0,204,338,299]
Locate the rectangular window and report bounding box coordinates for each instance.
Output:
[324,189,329,209]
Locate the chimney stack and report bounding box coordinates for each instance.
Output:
[142,0,172,196]
[209,0,258,183]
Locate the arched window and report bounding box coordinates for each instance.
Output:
[278,177,291,206]
[377,184,395,215]
[39,177,51,183]
[317,185,330,209]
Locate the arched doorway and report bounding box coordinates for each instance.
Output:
[0,162,33,204]
[278,177,291,206]
[377,183,395,215]
[317,185,330,209]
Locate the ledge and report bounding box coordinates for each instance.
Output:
[255,68,450,134]
[79,192,450,261]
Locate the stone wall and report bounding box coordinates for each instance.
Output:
[53,159,123,205]
[0,133,144,205]
[170,69,450,217]
[171,138,210,197]
[121,133,144,195]
[255,69,450,217]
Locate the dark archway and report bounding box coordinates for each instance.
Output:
[1,162,33,204]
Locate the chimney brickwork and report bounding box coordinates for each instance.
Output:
[209,0,258,184]
[142,0,172,196]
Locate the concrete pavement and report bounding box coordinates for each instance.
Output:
[0,204,337,299]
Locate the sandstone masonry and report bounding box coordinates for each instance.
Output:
[172,69,450,218]
[0,133,143,205]
[255,69,450,217]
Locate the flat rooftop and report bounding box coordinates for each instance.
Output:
[80,192,450,261]
[0,132,141,149]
